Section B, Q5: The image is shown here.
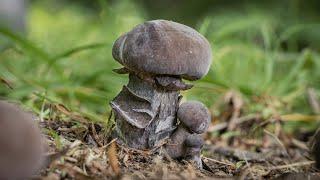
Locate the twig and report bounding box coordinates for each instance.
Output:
[291,138,309,151]
[264,129,298,172]
[263,129,289,156]
[269,161,315,170]
[203,145,267,162]
[90,123,103,147]
[102,138,118,149]
[208,114,257,132]
[242,152,255,180]
[202,156,235,167]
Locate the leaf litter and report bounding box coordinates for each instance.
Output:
[35,92,320,180]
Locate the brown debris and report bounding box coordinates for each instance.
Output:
[31,98,319,179]
[107,141,121,176]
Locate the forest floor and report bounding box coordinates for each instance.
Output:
[36,102,320,180]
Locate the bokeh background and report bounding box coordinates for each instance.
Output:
[1,0,320,134]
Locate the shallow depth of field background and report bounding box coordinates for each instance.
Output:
[1,0,320,134]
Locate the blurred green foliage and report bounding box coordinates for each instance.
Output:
[0,0,319,131]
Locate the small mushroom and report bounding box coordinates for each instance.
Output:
[177,101,211,134]
[111,20,212,149]
[165,125,205,168]
[0,100,45,179]
[165,101,210,168]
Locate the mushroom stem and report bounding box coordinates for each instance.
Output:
[111,74,180,149]
[165,126,190,158]
[184,134,204,169]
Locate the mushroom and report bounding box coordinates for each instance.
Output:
[111,20,212,149]
[165,128,204,164]
[165,101,210,168]
[0,100,45,179]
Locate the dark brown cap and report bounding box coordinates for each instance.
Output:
[177,101,210,134]
[0,101,44,179]
[112,20,212,81]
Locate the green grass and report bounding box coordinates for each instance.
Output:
[0,0,320,132]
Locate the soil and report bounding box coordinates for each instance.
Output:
[34,100,320,180]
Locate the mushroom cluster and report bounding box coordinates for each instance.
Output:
[0,100,45,179]
[110,20,212,154]
[165,101,210,168]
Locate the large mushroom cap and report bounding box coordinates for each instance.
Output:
[0,101,44,179]
[112,20,212,81]
[177,101,211,134]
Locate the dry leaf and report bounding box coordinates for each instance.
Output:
[107,141,121,175]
